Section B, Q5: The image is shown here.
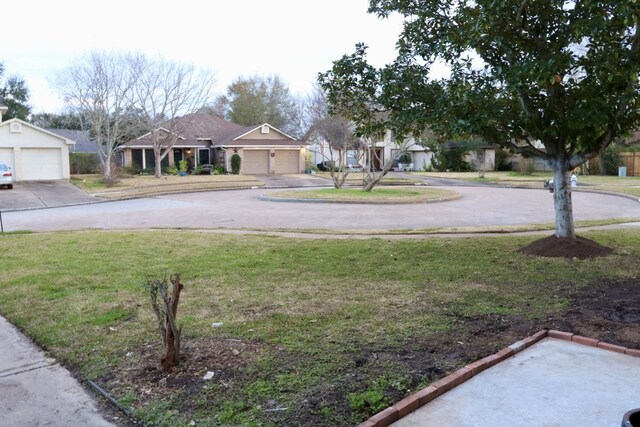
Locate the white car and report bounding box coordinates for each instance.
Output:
[0,163,15,189]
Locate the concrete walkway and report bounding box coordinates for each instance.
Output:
[390,337,640,427]
[0,316,116,426]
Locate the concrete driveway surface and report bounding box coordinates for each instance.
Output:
[0,180,96,211]
[3,185,640,233]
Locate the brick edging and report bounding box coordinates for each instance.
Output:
[547,329,640,357]
[358,329,640,427]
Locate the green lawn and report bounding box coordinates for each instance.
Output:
[1,230,639,426]
[414,171,640,197]
[267,187,459,203]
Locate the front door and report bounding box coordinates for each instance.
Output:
[174,149,183,166]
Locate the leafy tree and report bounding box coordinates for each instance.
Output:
[0,62,31,120]
[214,75,303,137]
[321,1,640,240]
[30,112,83,129]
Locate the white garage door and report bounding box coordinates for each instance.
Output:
[274,150,300,174]
[0,148,15,170]
[242,150,269,174]
[21,148,63,180]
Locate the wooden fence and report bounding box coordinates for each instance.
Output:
[619,152,640,176]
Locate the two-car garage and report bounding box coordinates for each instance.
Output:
[0,119,73,181]
[241,149,301,175]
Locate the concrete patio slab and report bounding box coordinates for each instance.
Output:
[386,336,640,427]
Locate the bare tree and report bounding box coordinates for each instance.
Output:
[359,134,411,192]
[305,86,361,188]
[130,56,217,178]
[55,51,138,184]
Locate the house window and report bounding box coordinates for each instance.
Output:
[198,148,211,165]
[132,149,144,170]
[144,149,155,169]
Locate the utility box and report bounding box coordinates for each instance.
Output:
[619,166,627,177]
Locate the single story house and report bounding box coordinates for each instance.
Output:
[0,106,75,181]
[120,113,307,175]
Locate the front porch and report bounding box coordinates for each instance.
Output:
[123,147,213,172]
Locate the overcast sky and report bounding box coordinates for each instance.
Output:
[2,0,405,114]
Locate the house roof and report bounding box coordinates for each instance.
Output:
[122,114,305,149]
[47,129,98,153]
[0,119,75,146]
[219,139,306,148]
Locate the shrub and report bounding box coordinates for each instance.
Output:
[69,152,99,174]
[398,152,412,164]
[431,145,471,172]
[601,145,621,175]
[494,149,512,171]
[231,153,242,174]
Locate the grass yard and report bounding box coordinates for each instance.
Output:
[1,230,639,426]
[313,172,424,186]
[71,174,264,199]
[266,187,459,203]
[414,171,640,197]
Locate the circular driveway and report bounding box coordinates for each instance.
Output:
[3,186,640,233]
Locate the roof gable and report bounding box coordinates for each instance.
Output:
[0,119,75,145]
[233,123,296,141]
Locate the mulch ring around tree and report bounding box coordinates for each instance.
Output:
[519,235,614,259]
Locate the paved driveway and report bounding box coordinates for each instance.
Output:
[0,181,96,211]
[3,186,640,233]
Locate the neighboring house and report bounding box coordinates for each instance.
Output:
[309,131,434,171]
[444,141,497,170]
[0,106,74,181]
[47,129,99,153]
[120,113,306,174]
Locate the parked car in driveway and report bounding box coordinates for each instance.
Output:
[0,163,15,189]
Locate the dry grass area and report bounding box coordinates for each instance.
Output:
[71,174,264,199]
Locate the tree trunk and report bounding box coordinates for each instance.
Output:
[552,159,576,239]
[155,150,162,178]
[161,274,183,371]
[102,154,112,183]
[598,155,606,176]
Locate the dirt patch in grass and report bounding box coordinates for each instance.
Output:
[94,278,639,426]
[550,277,640,347]
[519,235,614,259]
[100,337,264,413]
